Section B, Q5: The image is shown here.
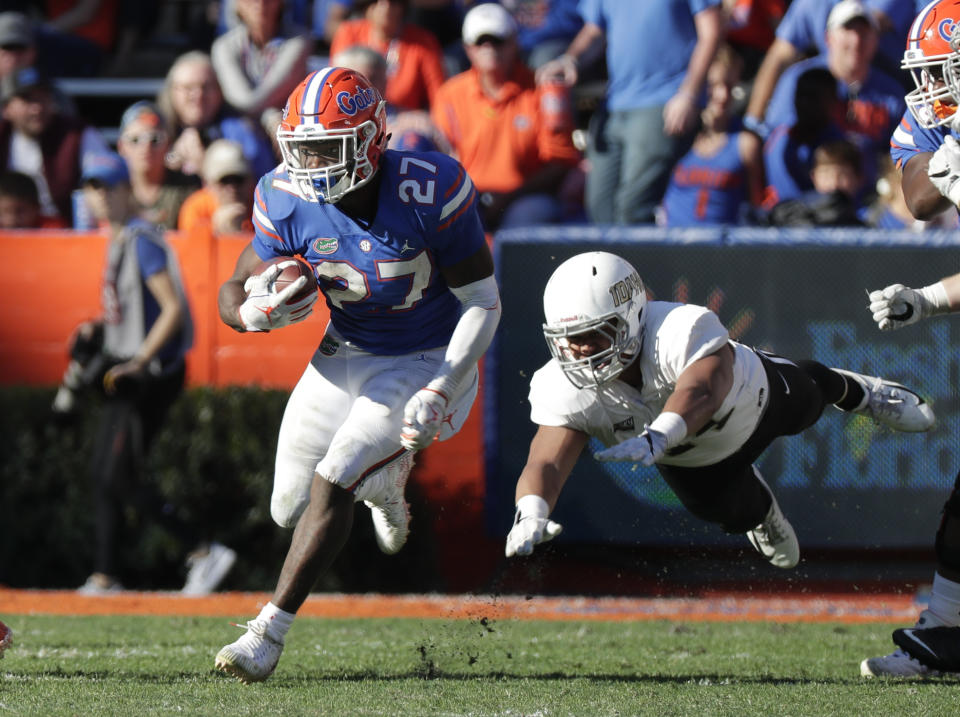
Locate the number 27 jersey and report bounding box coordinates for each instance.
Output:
[251,148,485,355]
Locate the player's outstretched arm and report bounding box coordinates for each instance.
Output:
[506,425,588,558]
[596,345,734,464]
[401,244,502,451]
[867,273,960,331]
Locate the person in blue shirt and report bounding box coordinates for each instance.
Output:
[662,45,765,226]
[762,1,904,194]
[860,0,960,679]
[537,0,724,224]
[213,67,501,684]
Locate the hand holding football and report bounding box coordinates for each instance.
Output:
[250,256,317,305]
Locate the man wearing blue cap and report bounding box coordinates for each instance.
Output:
[54,151,236,596]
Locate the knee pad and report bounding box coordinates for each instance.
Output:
[935,470,960,573]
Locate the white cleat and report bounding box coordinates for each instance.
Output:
[215,619,284,684]
[182,542,237,596]
[861,609,948,678]
[0,620,12,658]
[364,451,414,555]
[833,369,935,432]
[745,472,799,569]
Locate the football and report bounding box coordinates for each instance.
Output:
[251,256,318,305]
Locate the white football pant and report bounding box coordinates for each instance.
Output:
[271,327,477,527]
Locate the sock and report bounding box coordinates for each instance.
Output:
[258,602,295,641]
[926,572,960,626]
[833,373,866,412]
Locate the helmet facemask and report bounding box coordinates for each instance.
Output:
[277,106,384,204]
[543,312,641,389]
[903,18,960,129]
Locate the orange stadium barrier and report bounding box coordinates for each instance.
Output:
[1,226,493,590]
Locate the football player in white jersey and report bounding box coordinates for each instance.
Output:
[506,251,934,583]
[213,67,501,683]
[860,0,960,678]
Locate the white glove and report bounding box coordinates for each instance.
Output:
[928,135,960,206]
[868,283,948,331]
[505,495,563,557]
[400,387,448,451]
[594,427,668,466]
[238,261,317,332]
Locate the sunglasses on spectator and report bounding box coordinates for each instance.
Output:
[474,35,506,47]
[216,174,248,186]
[123,133,166,147]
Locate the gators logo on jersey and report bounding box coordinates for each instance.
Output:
[313,237,339,254]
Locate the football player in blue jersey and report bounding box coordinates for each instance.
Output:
[213,66,501,683]
[862,0,960,678]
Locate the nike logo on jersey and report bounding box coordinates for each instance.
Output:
[613,417,635,432]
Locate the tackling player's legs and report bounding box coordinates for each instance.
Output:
[862,469,960,677]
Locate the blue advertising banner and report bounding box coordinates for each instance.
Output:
[486,228,960,549]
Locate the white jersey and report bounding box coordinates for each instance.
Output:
[528,301,770,467]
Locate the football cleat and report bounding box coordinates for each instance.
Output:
[832,369,935,432]
[0,620,12,658]
[861,609,949,677]
[182,542,237,596]
[745,472,799,569]
[893,625,960,674]
[364,452,414,555]
[215,619,284,684]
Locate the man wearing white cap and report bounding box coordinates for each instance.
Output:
[431,2,580,231]
[178,138,254,234]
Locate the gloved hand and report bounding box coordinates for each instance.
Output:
[594,427,668,466]
[868,283,944,331]
[928,135,960,206]
[400,387,448,451]
[505,494,563,557]
[238,262,317,332]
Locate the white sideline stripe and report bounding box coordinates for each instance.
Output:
[440,175,473,221]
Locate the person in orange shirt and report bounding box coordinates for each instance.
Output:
[329,0,446,112]
[178,138,254,235]
[431,2,581,232]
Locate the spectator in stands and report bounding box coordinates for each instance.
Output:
[661,45,765,226]
[116,101,201,231]
[332,44,452,153]
[178,139,254,235]
[330,0,446,112]
[211,0,313,141]
[743,0,908,137]
[0,169,64,228]
[0,12,37,81]
[313,0,355,50]
[508,0,584,70]
[762,67,846,207]
[158,51,277,181]
[722,0,786,79]
[762,0,904,193]
[767,139,865,226]
[537,0,724,224]
[432,3,581,231]
[0,65,108,225]
[34,0,118,78]
[55,150,237,597]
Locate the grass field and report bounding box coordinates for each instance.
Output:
[3,612,959,716]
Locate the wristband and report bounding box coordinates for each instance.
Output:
[742,115,770,140]
[919,282,951,315]
[647,411,688,449]
[516,494,549,520]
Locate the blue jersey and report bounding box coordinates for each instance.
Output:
[251,149,485,355]
[662,132,747,226]
[890,108,956,170]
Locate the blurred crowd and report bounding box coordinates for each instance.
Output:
[0,0,956,235]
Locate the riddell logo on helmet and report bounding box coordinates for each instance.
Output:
[336,86,378,116]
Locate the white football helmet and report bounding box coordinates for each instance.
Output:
[542,252,646,388]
